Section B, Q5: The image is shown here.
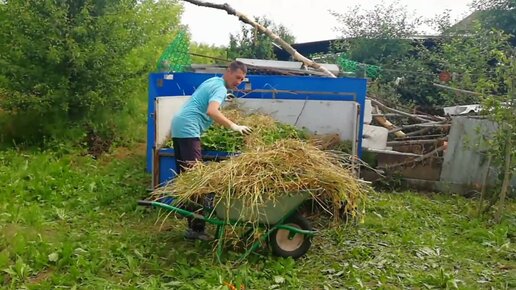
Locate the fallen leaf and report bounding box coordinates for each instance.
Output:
[48,252,59,262]
[274,276,285,284]
[224,281,237,290]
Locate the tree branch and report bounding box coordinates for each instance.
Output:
[386,137,447,146]
[404,127,433,137]
[433,83,482,96]
[370,98,440,122]
[372,113,441,119]
[378,145,446,169]
[181,0,337,78]
[388,122,451,134]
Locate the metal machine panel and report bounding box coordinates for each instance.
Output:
[146,72,368,187]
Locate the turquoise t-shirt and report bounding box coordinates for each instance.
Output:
[171,77,227,138]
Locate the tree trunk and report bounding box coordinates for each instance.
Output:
[477,155,492,217]
[495,52,516,223]
[494,136,511,223]
[181,0,337,78]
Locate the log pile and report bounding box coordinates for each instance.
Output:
[368,96,452,171]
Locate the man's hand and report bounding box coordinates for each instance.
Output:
[230,123,253,135]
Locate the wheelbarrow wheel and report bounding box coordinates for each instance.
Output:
[270,213,312,259]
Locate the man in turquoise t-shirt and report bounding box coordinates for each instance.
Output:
[171,60,252,241]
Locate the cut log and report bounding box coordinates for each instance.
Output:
[373,105,406,138]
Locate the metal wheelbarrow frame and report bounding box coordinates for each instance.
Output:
[138,191,317,262]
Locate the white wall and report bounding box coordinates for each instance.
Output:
[155,96,190,147]
[235,98,359,141]
[155,96,360,148]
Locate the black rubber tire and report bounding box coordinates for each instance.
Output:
[269,213,312,259]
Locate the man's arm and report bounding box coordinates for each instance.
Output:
[206,101,252,134]
[206,101,233,128]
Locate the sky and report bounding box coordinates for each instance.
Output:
[180,0,475,46]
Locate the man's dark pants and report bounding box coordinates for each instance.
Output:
[172,137,206,232]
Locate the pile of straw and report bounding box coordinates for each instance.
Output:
[156,107,371,252]
[153,139,369,221]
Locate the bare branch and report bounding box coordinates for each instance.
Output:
[386,137,447,146]
[433,83,482,96]
[404,127,433,137]
[182,0,336,78]
[389,122,451,134]
[397,134,448,140]
[372,113,441,119]
[378,145,447,169]
[370,98,440,122]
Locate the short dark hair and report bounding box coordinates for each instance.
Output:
[228,60,247,74]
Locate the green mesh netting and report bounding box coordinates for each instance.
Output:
[157,30,192,72]
[338,55,381,79]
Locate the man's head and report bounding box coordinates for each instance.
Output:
[223,61,247,89]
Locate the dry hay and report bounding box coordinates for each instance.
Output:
[153,139,370,224]
[155,106,371,253]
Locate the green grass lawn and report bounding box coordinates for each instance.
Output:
[0,146,514,289]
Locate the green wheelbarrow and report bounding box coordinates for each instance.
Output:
[138,191,317,262]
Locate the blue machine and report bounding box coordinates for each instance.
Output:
[146,72,367,188]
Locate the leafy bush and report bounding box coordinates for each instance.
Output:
[0,0,183,149]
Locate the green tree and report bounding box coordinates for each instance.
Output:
[473,0,516,38]
[330,2,512,109]
[330,0,423,64]
[434,24,512,106]
[330,1,441,108]
[190,42,227,64]
[476,49,515,222]
[227,16,295,60]
[0,0,182,150]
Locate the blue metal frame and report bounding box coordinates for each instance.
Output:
[155,148,237,187]
[146,72,367,183]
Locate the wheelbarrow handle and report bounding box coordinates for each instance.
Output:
[137,200,221,225]
[137,200,153,206]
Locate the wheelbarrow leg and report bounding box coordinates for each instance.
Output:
[237,225,279,263]
[216,224,225,263]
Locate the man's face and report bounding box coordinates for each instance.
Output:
[225,68,246,89]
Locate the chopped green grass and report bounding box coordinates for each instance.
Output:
[0,146,514,289]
